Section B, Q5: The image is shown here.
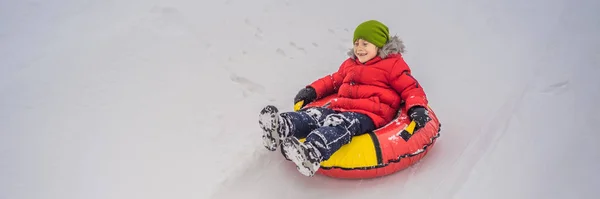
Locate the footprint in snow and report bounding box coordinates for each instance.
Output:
[276,48,286,57]
[230,73,265,97]
[289,42,306,54]
[540,80,570,95]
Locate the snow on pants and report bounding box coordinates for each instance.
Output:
[280,107,376,161]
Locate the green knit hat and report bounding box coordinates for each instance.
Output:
[353,20,390,48]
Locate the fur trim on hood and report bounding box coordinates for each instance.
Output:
[347,35,406,59]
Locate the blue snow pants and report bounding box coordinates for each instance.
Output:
[280,107,376,161]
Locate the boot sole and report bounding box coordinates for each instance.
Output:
[259,105,280,151]
[281,137,320,177]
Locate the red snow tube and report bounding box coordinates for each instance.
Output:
[294,94,441,179]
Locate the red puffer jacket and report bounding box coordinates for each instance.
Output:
[308,36,428,128]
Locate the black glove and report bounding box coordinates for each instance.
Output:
[408,106,431,130]
[294,86,317,108]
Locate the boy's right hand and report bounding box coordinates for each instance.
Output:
[294,86,317,109]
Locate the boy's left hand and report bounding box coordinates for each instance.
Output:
[408,106,431,130]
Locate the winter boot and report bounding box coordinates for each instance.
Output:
[258,105,290,151]
[281,136,323,177]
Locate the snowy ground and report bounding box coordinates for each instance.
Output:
[1,0,599,199]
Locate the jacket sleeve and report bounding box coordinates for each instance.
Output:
[308,61,348,99]
[389,59,429,110]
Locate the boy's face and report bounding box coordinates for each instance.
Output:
[353,39,378,63]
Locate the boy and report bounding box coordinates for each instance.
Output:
[258,20,431,177]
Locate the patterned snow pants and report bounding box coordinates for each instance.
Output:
[280,107,376,160]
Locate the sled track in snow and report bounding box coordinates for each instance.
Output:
[430,83,531,198]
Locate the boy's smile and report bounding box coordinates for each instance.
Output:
[353,39,378,63]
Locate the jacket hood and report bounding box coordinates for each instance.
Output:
[347,35,406,59]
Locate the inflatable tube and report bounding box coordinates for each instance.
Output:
[292,94,441,179]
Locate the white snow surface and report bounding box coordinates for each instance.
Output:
[1,0,599,199]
